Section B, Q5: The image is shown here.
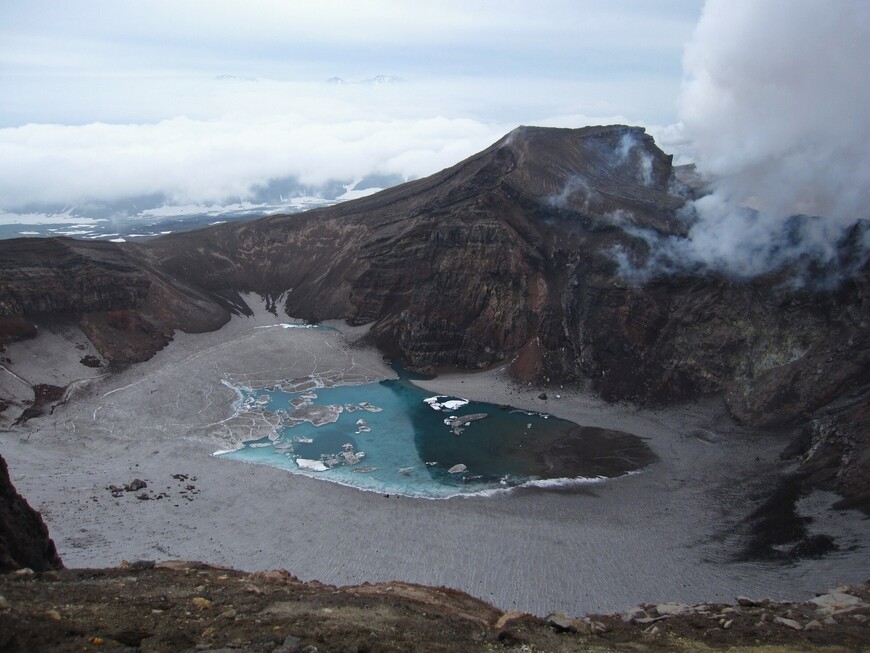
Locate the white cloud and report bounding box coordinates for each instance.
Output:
[3,1,698,63]
[0,106,506,207]
[0,72,679,211]
[0,1,702,215]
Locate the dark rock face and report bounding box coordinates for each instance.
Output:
[0,454,62,572]
[0,238,149,316]
[784,386,870,512]
[0,238,233,365]
[144,125,690,378]
[14,383,65,424]
[0,124,867,501]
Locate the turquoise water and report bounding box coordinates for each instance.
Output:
[217,378,651,498]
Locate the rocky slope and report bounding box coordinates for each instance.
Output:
[1,562,868,652]
[0,125,867,505]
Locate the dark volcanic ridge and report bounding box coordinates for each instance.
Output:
[0,125,868,507]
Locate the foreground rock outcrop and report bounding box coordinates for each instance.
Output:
[0,562,868,652]
[0,125,867,505]
[0,454,62,573]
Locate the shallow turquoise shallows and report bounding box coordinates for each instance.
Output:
[216,378,644,498]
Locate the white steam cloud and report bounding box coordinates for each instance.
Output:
[623,0,870,285]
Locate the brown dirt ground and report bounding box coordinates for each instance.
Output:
[0,563,868,652]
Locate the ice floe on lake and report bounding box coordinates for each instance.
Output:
[424,396,469,412]
[296,458,329,472]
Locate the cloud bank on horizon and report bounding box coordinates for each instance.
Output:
[0,0,699,220]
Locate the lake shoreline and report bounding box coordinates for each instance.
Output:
[218,374,657,499]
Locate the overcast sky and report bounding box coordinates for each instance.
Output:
[0,0,703,211]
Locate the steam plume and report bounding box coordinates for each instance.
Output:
[626,0,870,285]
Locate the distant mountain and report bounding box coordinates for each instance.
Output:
[0,125,867,507]
[214,74,258,82]
[0,175,403,241]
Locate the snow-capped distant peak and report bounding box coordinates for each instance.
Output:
[365,75,405,85]
[325,75,405,86]
[215,74,258,82]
